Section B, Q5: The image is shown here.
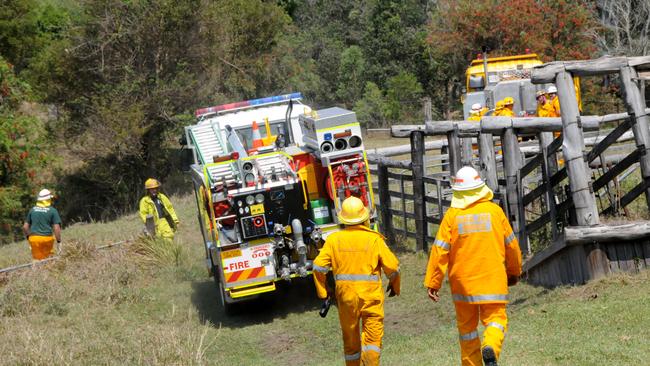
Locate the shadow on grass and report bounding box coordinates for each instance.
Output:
[191,276,322,329]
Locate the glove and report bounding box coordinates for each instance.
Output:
[386,283,396,297]
[507,275,519,286]
[319,297,332,318]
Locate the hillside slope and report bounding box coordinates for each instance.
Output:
[1,193,649,365]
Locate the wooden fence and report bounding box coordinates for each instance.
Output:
[373,55,650,286]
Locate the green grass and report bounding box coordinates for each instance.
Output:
[1,189,650,364]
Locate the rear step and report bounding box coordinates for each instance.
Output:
[228,281,276,299]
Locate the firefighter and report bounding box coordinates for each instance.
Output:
[547,85,561,116]
[468,103,482,122]
[493,100,505,116]
[499,97,515,117]
[139,178,180,240]
[424,166,522,366]
[535,90,556,117]
[313,196,401,366]
[23,189,62,260]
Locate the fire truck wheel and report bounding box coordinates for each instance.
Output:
[215,273,234,314]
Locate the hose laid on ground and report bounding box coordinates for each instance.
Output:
[0,239,134,275]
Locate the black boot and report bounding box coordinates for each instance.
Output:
[482,346,497,366]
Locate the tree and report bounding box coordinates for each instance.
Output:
[354,82,387,128]
[427,0,598,117]
[336,46,367,107]
[595,0,650,56]
[384,71,423,123]
[0,58,51,243]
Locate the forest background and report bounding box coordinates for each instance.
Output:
[0,0,648,243]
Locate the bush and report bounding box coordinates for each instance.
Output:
[0,58,52,244]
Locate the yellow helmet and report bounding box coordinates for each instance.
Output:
[337,196,370,225]
[503,97,514,106]
[495,100,505,109]
[144,178,160,189]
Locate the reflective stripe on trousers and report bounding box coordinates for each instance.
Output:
[452,294,508,302]
[487,321,505,333]
[335,274,379,281]
[459,330,479,341]
[344,352,361,361]
[362,344,381,353]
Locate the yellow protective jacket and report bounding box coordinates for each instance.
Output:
[551,96,561,116]
[139,193,179,233]
[537,102,558,117]
[467,114,481,122]
[313,225,400,300]
[495,108,515,117]
[424,199,522,304]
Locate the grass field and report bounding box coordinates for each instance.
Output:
[1,191,649,365]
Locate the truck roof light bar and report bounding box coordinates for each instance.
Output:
[195,92,303,118]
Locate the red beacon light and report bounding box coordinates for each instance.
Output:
[230,152,240,160]
[476,53,482,60]
[525,48,531,54]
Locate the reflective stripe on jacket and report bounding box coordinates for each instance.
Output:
[313,225,400,300]
[424,199,522,304]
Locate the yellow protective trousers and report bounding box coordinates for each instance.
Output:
[155,219,175,240]
[454,302,507,366]
[337,283,383,366]
[28,235,55,260]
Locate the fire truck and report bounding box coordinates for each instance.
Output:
[184,93,375,310]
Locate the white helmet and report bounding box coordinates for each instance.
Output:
[452,166,485,191]
[547,85,557,94]
[471,103,482,111]
[37,189,53,201]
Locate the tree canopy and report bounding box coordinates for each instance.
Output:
[0,0,632,241]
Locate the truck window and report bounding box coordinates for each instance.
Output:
[228,121,288,151]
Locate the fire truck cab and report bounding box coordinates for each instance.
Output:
[184,93,375,310]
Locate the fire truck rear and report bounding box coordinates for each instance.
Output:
[183,93,376,310]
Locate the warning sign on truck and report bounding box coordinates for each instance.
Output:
[222,243,274,284]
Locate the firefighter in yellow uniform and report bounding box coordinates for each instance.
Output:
[313,196,401,366]
[492,100,504,116]
[536,90,557,117]
[139,178,180,240]
[497,97,515,117]
[547,85,561,116]
[424,166,522,366]
[467,103,482,122]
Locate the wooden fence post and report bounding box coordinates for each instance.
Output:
[446,127,462,175]
[377,163,395,245]
[461,137,474,167]
[556,70,600,226]
[411,131,427,252]
[620,65,650,210]
[423,97,432,122]
[538,132,559,238]
[501,127,527,253]
[478,132,498,191]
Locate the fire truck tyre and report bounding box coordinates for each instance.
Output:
[218,279,235,314]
